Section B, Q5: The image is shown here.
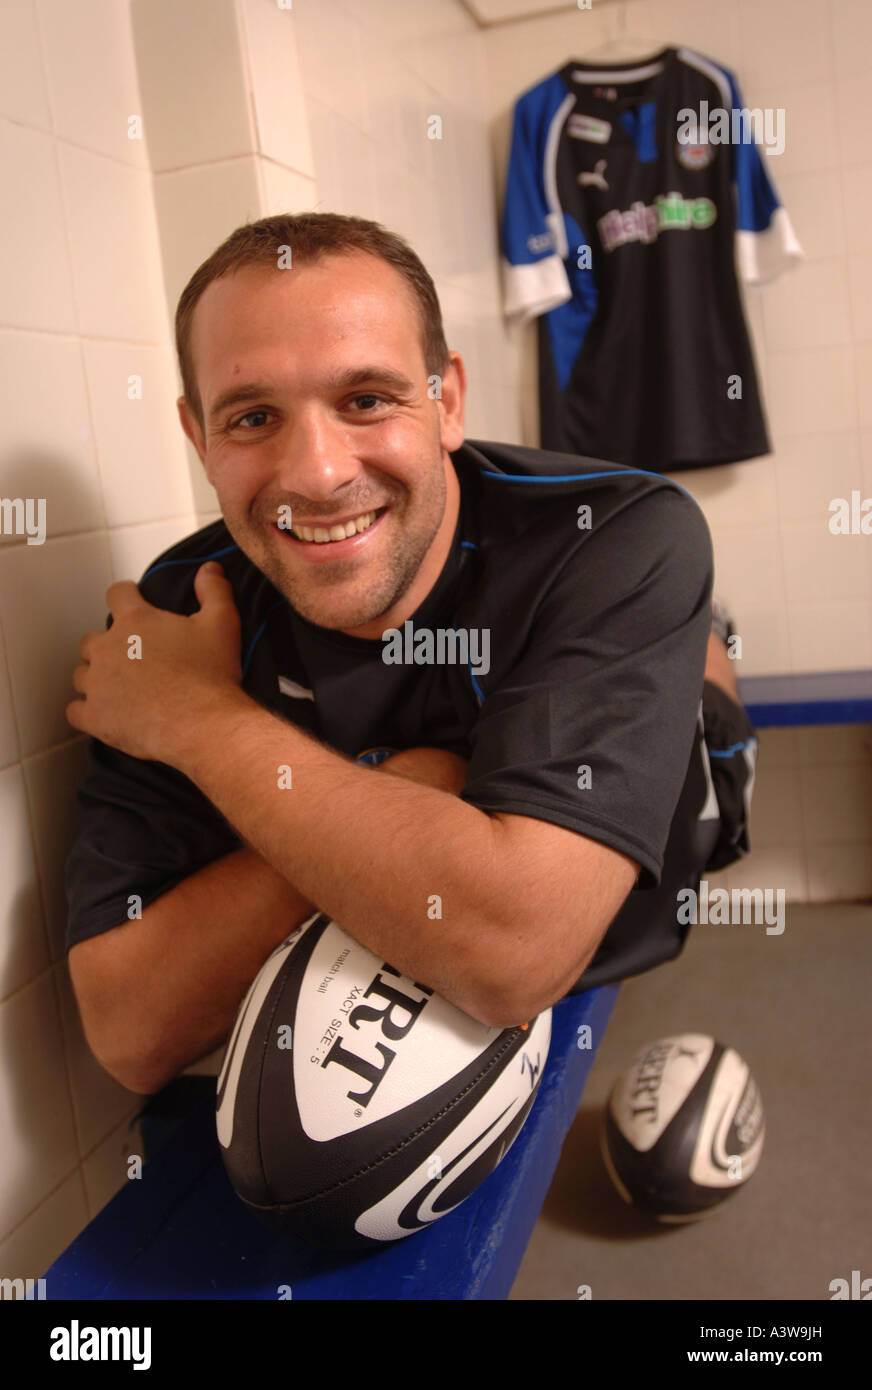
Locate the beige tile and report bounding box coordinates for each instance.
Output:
[0,971,79,1243]
[0,330,106,544]
[38,0,148,168]
[81,1112,145,1221]
[857,344,872,433]
[755,725,801,770]
[54,961,142,1159]
[0,0,51,130]
[680,457,779,530]
[786,600,872,672]
[840,163,872,258]
[0,530,113,757]
[831,0,872,78]
[240,0,315,175]
[847,255,872,342]
[711,525,786,613]
[108,517,201,586]
[258,159,318,219]
[835,73,872,169]
[60,145,168,342]
[767,170,844,264]
[294,0,366,128]
[737,0,833,89]
[729,597,794,676]
[765,345,856,438]
[153,158,263,322]
[129,0,253,172]
[801,762,872,844]
[82,341,194,528]
[772,432,862,523]
[762,258,852,352]
[0,764,49,1003]
[0,626,21,771]
[807,843,872,903]
[772,84,840,177]
[745,764,805,848]
[20,738,90,965]
[0,122,77,333]
[0,1169,88,1282]
[725,845,808,903]
[796,723,872,766]
[781,521,867,603]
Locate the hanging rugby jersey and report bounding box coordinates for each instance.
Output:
[500,46,802,471]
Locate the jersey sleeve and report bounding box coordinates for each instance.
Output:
[459,487,714,888]
[64,737,243,950]
[500,75,574,324]
[727,70,803,285]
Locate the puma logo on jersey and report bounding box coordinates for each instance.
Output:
[579,159,609,190]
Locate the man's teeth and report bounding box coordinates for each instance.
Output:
[290,509,380,543]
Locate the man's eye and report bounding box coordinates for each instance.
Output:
[349,394,387,411]
[233,410,271,429]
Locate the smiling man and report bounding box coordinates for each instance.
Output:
[64,213,755,1098]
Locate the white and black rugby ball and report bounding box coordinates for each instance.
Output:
[217,912,551,1248]
[601,1033,765,1221]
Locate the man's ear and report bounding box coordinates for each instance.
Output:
[437,351,466,454]
[177,396,206,464]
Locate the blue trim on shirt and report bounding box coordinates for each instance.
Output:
[142,543,239,582]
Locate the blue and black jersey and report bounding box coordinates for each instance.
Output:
[64,438,755,990]
[501,46,802,471]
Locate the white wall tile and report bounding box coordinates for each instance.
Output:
[20,738,90,965]
[258,158,318,219]
[725,845,808,903]
[801,760,872,844]
[129,0,254,172]
[840,163,872,258]
[765,346,856,439]
[772,432,862,523]
[774,84,840,177]
[0,531,113,757]
[781,522,867,604]
[82,341,195,528]
[0,0,51,130]
[0,764,48,1003]
[108,516,201,586]
[37,0,149,168]
[786,600,872,672]
[731,601,793,676]
[240,0,315,176]
[0,120,77,333]
[0,331,106,544]
[831,0,872,79]
[835,73,872,170]
[807,843,872,903]
[59,144,168,342]
[737,0,833,91]
[0,970,78,1243]
[0,1168,88,1283]
[762,258,852,352]
[847,254,872,342]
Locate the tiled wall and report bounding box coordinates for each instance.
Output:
[0,0,868,1279]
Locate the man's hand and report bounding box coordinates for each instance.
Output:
[376,747,469,795]
[66,562,246,764]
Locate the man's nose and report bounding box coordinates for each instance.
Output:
[272,407,361,501]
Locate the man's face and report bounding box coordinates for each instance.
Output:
[178,253,465,637]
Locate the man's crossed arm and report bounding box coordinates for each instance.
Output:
[66,563,638,1092]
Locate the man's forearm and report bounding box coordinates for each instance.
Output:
[176,696,519,1026]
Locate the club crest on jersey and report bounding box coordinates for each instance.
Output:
[677,130,716,170]
[568,113,611,144]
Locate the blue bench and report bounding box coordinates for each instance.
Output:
[739,668,872,728]
[45,986,616,1301]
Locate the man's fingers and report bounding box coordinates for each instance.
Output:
[193,561,239,619]
[106,580,145,616]
[78,630,101,662]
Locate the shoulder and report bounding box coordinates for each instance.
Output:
[136,520,276,619]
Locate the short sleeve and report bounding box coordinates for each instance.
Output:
[64,738,243,950]
[460,487,714,887]
[501,75,574,324]
[727,72,803,285]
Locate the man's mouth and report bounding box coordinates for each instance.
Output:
[287,507,386,544]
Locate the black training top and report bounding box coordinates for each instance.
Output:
[64,438,716,990]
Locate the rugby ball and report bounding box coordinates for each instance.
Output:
[217,912,551,1248]
[601,1033,765,1221]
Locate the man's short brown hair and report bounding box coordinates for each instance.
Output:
[175,212,451,433]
